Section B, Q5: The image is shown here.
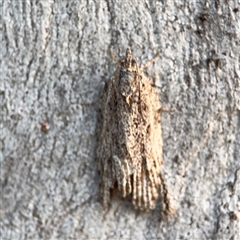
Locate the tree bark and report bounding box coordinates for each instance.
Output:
[1,1,240,239]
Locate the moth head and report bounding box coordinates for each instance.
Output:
[121,48,138,71]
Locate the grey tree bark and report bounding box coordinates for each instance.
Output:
[1,1,240,239]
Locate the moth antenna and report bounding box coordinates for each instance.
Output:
[140,52,160,70]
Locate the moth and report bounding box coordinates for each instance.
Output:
[96,48,170,211]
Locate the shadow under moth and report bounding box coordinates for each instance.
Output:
[96,48,170,212]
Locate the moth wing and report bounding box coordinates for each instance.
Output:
[132,77,163,210]
[96,78,116,208]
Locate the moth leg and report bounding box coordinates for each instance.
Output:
[109,48,118,63]
[161,107,174,113]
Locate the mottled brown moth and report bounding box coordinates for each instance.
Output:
[96,48,170,211]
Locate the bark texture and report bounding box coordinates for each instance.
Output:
[1,1,240,239]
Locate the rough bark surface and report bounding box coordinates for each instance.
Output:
[1,1,240,239]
